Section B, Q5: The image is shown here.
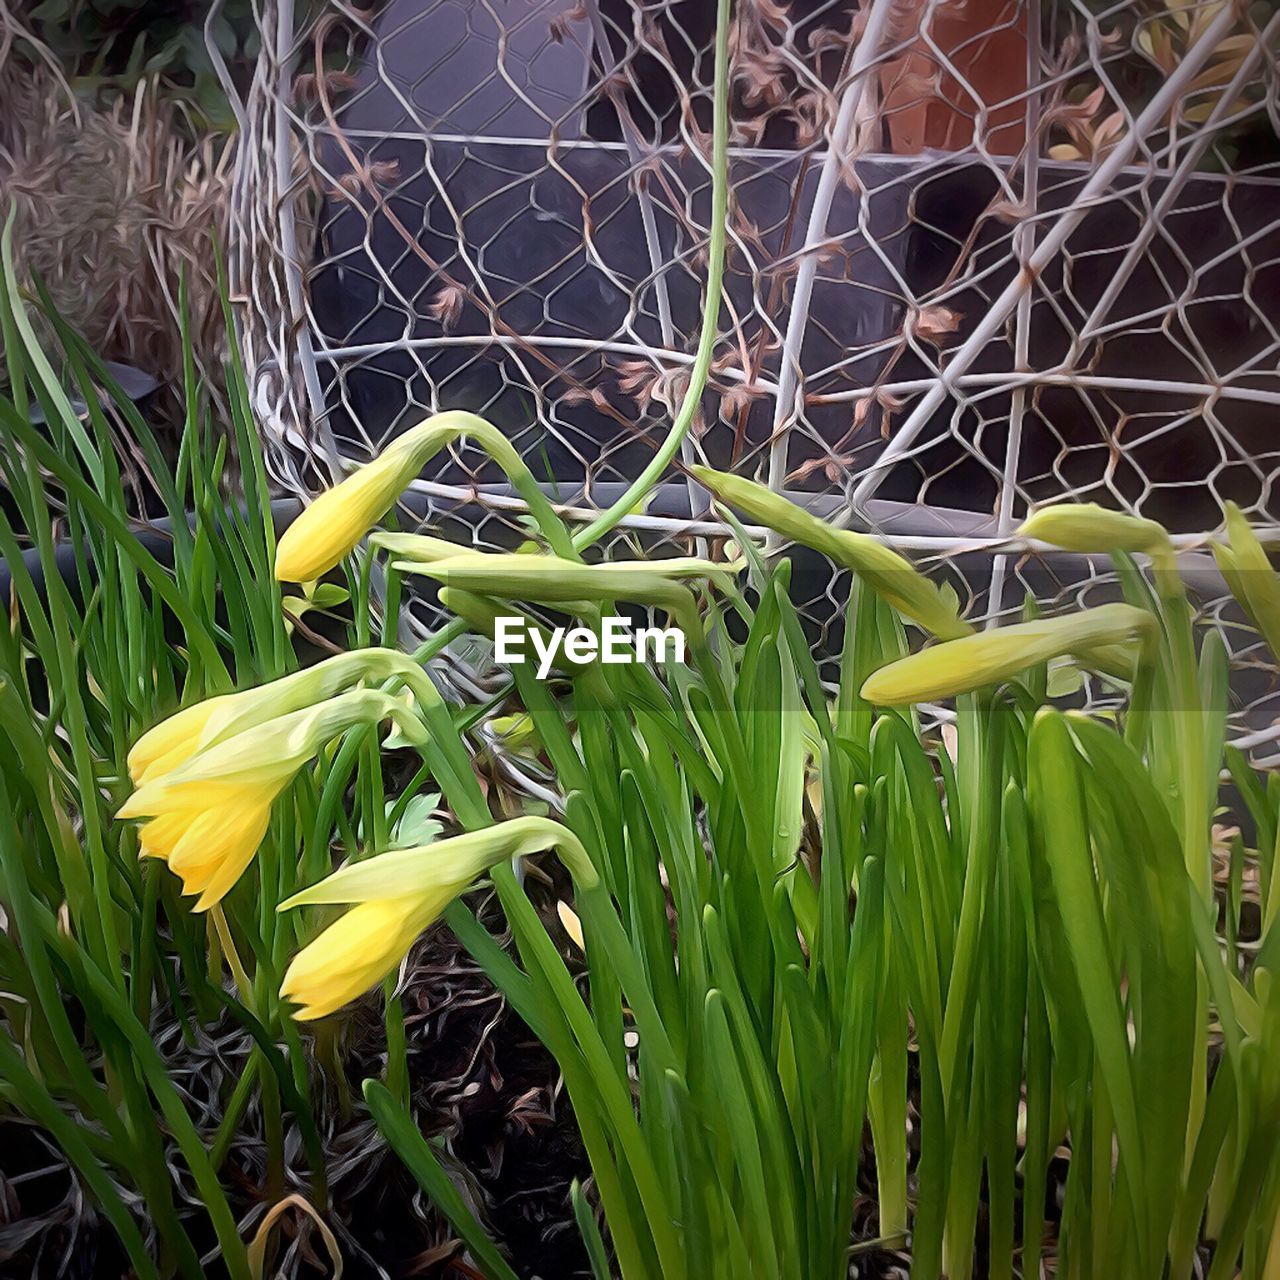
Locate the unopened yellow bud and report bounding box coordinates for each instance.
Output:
[369,532,482,564]
[690,466,972,640]
[405,552,737,595]
[127,649,436,785]
[1019,503,1171,557]
[279,818,594,1019]
[1216,502,1280,656]
[401,553,731,638]
[274,411,546,582]
[861,603,1153,705]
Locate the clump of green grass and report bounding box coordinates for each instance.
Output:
[0,211,338,1277]
[182,347,1271,1280]
[6,207,1280,1279]
[238,438,1280,1280]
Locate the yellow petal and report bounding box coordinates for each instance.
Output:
[119,775,277,821]
[128,700,220,784]
[557,900,585,951]
[137,811,197,858]
[131,790,276,908]
[167,803,274,910]
[274,451,416,584]
[280,897,437,1020]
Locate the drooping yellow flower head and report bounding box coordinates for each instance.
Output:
[690,465,973,640]
[120,689,426,909]
[137,791,277,910]
[280,898,436,1020]
[279,817,596,1019]
[860,603,1154,705]
[127,649,439,786]
[273,411,533,583]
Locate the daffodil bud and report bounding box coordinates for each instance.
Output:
[400,553,724,638]
[1019,503,1172,557]
[127,649,438,784]
[690,465,973,640]
[1212,541,1250,625]
[860,603,1154,705]
[1216,502,1280,656]
[369,532,482,564]
[487,712,542,756]
[279,818,595,1019]
[404,553,737,595]
[274,411,550,582]
[119,689,425,909]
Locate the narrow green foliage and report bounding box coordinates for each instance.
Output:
[0,251,305,1278]
[364,1081,521,1280]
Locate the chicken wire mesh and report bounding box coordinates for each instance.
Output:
[215,0,1280,755]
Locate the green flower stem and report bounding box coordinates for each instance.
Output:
[571,0,730,553]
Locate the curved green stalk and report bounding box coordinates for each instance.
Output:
[571,0,731,552]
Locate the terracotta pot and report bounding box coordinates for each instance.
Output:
[880,0,1029,156]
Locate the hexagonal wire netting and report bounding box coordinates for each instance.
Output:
[213,0,1280,760]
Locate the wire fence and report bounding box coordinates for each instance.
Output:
[217,0,1280,755]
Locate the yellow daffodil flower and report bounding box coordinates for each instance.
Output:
[127,649,439,785]
[119,690,426,909]
[274,411,549,583]
[279,818,595,1019]
[860,603,1154,705]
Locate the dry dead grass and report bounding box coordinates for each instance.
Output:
[0,13,233,411]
